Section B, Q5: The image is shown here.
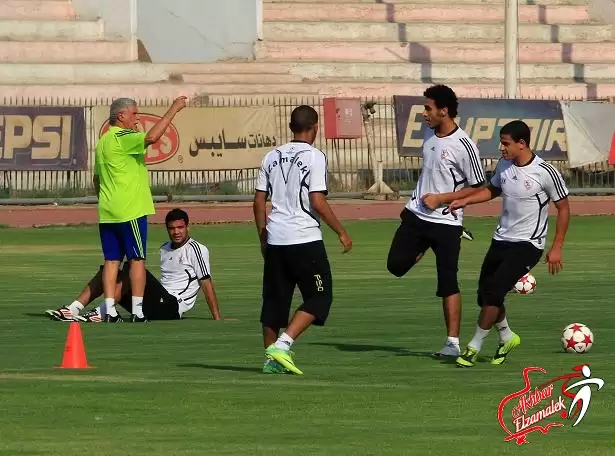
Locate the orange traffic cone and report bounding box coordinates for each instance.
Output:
[55,321,93,369]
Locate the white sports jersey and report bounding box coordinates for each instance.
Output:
[490,154,569,249]
[406,126,485,226]
[159,238,211,315]
[255,140,328,245]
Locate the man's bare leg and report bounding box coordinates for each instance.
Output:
[442,293,461,338]
[128,258,146,319]
[102,260,121,317]
[263,326,280,348]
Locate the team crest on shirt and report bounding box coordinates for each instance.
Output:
[440,149,449,160]
[524,180,533,191]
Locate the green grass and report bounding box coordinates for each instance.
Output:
[0,217,613,456]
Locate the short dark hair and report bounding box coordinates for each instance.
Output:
[165,208,189,226]
[289,105,318,133]
[500,120,531,146]
[423,84,459,118]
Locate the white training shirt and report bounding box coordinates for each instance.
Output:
[490,154,569,250]
[255,140,328,245]
[406,126,485,226]
[159,238,211,315]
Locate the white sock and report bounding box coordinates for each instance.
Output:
[496,317,514,343]
[468,325,491,352]
[446,336,460,346]
[68,300,84,316]
[105,298,118,317]
[274,332,294,351]
[131,296,144,318]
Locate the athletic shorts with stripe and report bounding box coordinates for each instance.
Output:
[99,215,147,261]
[260,240,333,328]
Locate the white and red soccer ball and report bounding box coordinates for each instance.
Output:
[514,272,536,294]
[561,323,594,354]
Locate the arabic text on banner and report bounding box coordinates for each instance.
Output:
[92,105,278,170]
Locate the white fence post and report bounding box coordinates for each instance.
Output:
[504,0,519,98]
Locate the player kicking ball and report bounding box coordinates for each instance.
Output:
[387,84,486,358]
[253,105,352,375]
[45,209,222,322]
[445,120,570,367]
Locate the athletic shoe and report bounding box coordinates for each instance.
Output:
[130,314,149,323]
[491,333,521,365]
[433,342,461,358]
[262,359,289,374]
[77,310,102,323]
[461,227,474,241]
[45,307,77,322]
[456,346,479,368]
[104,314,123,323]
[265,345,303,375]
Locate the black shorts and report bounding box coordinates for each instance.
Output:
[118,268,181,320]
[260,240,333,328]
[387,208,463,297]
[477,240,543,308]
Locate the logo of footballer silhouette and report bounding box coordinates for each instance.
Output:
[497,364,604,445]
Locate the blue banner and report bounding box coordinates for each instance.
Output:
[393,96,568,160]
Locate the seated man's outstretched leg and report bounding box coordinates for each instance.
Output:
[45,268,105,321]
[45,265,127,322]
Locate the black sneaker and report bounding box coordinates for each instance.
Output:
[104,314,123,323]
[45,307,76,322]
[461,227,474,241]
[131,314,149,323]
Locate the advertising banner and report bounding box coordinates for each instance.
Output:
[394,96,568,160]
[0,106,87,170]
[560,100,615,168]
[93,106,278,170]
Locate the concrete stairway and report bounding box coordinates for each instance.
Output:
[2,0,615,101]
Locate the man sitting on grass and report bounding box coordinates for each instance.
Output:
[45,208,222,322]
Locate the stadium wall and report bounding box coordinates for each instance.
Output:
[72,0,259,62]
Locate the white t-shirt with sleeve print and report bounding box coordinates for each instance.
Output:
[255,140,328,246]
[405,126,486,226]
[159,238,212,315]
[490,154,569,250]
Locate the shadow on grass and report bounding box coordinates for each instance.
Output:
[177,363,262,373]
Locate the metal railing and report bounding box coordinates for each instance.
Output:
[1,94,615,197]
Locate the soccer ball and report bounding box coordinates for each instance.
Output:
[513,273,536,294]
[561,323,594,354]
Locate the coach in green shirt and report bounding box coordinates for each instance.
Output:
[94,96,187,323]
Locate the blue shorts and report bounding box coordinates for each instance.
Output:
[99,216,147,261]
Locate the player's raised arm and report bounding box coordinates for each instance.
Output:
[144,96,187,146]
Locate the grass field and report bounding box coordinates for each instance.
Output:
[0,216,613,456]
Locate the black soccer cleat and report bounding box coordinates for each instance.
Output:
[461,227,474,241]
[104,314,123,323]
[131,314,149,323]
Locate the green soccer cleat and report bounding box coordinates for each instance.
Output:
[491,333,521,365]
[262,358,289,374]
[265,345,304,375]
[456,346,479,368]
